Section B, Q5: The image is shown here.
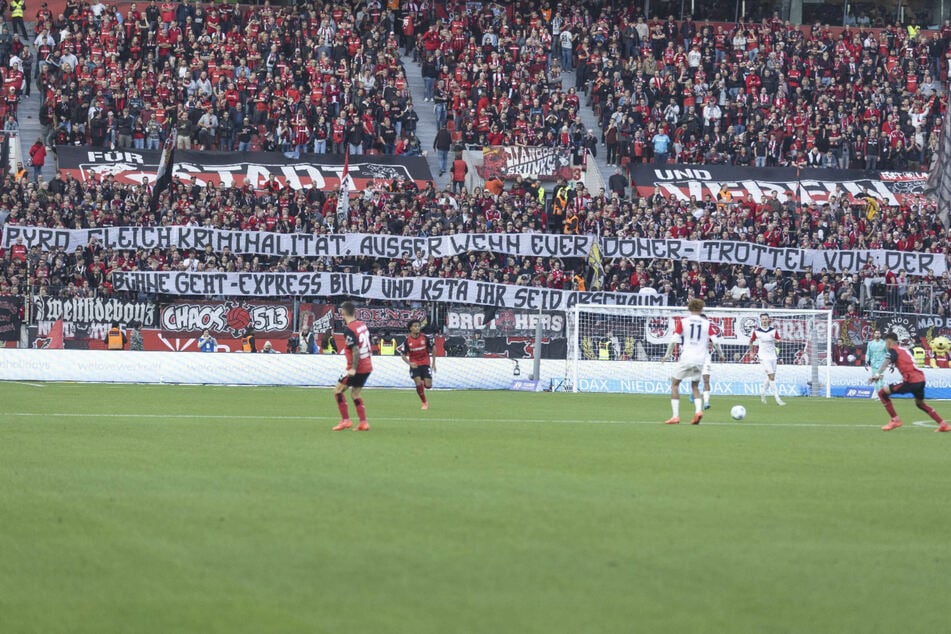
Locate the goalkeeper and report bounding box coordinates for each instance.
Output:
[866,329,887,389]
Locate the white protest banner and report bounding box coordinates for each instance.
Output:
[0,226,594,260]
[112,271,668,309]
[599,238,946,275]
[5,226,945,275]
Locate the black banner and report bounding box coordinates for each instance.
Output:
[630,164,928,206]
[56,148,434,191]
[0,295,21,341]
[445,307,566,336]
[446,336,568,359]
[33,296,156,328]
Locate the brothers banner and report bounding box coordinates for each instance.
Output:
[113,271,668,308]
[55,148,433,191]
[445,307,566,337]
[6,226,944,275]
[629,164,928,207]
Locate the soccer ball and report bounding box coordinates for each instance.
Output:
[731,405,747,420]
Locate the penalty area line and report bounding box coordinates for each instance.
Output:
[0,411,885,429]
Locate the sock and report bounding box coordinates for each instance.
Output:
[694,396,703,414]
[917,401,944,424]
[763,379,771,395]
[336,393,350,420]
[878,389,898,418]
[703,390,710,405]
[671,399,680,418]
[353,397,367,423]
[416,383,427,403]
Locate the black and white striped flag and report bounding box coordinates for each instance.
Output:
[926,107,951,230]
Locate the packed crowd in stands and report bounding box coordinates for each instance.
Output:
[1,0,950,322]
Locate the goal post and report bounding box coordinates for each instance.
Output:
[568,306,833,398]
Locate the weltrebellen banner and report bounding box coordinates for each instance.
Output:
[55,148,434,191]
[6,225,945,276]
[629,164,928,207]
[113,271,668,308]
[33,296,157,327]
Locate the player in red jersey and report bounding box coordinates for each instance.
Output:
[869,333,949,432]
[398,319,436,410]
[332,301,374,431]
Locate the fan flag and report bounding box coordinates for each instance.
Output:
[925,109,951,230]
[336,149,354,225]
[586,239,605,291]
[149,129,178,213]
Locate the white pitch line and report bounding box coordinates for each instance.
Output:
[0,411,891,429]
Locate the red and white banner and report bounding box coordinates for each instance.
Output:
[159,300,293,336]
[630,164,930,207]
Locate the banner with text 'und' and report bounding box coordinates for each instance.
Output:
[6,226,944,276]
[630,164,929,207]
[113,271,667,308]
[55,148,434,191]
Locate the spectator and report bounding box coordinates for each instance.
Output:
[434,126,452,176]
[652,129,671,164]
[199,329,218,353]
[451,153,468,194]
[28,139,45,184]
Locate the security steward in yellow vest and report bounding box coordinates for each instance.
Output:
[105,321,127,350]
[321,330,337,354]
[10,0,28,39]
[379,335,398,355]
[242,327,257,353]
[912,344,927,368]
[598,335,614,360]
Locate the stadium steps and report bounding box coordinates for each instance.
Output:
[18,29,57,184]
[400,51,452,190]
[573,76,615,186]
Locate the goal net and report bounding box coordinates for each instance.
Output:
[566,306,833,398]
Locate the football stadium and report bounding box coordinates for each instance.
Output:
[1,0,951,632]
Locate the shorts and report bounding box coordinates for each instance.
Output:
[672,363,703,383]
[759,357,778,375]
[410,365,432,381]
[889,381,925,400]
[339,372,371,388]
[702,356,712,376]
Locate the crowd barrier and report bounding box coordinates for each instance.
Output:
[2,350,950,398]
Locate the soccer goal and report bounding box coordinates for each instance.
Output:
[566,306,834,397]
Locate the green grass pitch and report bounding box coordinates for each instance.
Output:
[1,382,949,634]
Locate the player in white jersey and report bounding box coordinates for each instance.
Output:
[748,312,785,406]
[663,298,717,425]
